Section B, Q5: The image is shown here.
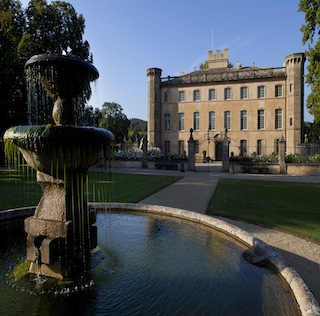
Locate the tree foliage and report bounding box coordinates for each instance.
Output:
[0,0,93,164]
[99,102,130,145]
[0,0,26,131]
[80,105,102,127]
[129,118,147,133]
[128,118,147,145]
[299,0,320,123]
[199,60,208,70]
[18,0,90,59]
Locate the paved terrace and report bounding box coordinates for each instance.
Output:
[113,163,320,306]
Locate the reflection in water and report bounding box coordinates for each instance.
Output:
[0,212,299,315]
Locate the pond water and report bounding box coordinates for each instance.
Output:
[0,212,300,315]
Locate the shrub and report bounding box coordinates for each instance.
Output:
[113,148,142,160]
[285,153,320,164]
[147,147,163,160]
[230,153,278,163]
[163,153,188,161]
[113,147,187,161]
[113,147,164,161]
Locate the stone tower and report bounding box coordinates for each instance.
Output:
[147,68,162,148]
[285,53,305,153]
[208,49,229,69]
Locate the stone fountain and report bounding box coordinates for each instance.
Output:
[4,54,113,279]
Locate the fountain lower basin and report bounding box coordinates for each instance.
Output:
[1,203,319,316]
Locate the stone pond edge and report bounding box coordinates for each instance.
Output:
[1,204,319,316]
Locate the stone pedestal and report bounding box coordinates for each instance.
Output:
[188,128,196,171]
[222,131,230,172]
[24,170,97,279]
[279,136,287,174]
[142,136,148,169]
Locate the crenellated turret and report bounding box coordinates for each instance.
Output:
[285,53,305,153]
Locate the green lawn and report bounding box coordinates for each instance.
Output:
[0,168,181,211]
[0,168,41,210]
[88,170,181,203]
[206,178,320,244]
[2,168,319,244]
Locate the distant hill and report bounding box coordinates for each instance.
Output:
[129,118,147,133]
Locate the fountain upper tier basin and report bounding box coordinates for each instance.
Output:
[25,54,99,99]
[4,125,114,173]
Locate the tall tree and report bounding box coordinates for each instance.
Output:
[0,0,26,163]
[0,0,93,164]
[80,105,102,127]
[299,0,320,123]
[18,0,90,59]
[99,102,130,145]
[0,0,26,129]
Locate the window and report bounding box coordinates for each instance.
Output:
[275,109,282,129]
[258,109,265,129]
[179,91,185,102]
[209,111,216,130]
[275,85,283,97]
[164,140,170,155]
[257,139,263,156]
[290,84,293,92]
[209,89,216,101]
[224,88,231,100]
[224,111,231,130]
[164,113,170,131]
[257,86,265,98]
[178,113,184,131]
[193,112,200,130]
[178,141,184,155]
[240,110,248,130]
[240,87,248,99]
[193,90,200,101]
[164,91,168,102]
[240,140,247,156]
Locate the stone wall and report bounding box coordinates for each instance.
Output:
[286,164,320,176]
[111,160,187,171]
[229,162,280,174]
[230,162,320,176]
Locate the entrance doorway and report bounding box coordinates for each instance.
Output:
[215,141,222,161]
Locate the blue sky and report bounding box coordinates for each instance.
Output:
[20,0,313,122]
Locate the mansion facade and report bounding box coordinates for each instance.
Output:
[147,49,305,160]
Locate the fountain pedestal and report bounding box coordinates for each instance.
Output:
[24,170,97,279]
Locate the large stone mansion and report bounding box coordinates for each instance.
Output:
[147,49,305,160]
